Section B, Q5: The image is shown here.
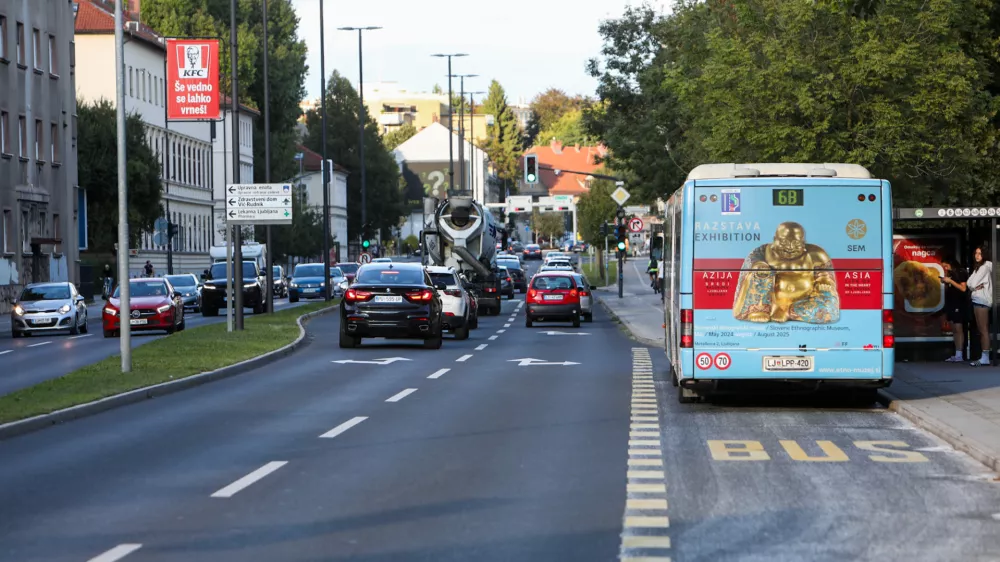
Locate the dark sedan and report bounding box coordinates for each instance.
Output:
[523,243,543,260]
[497,258,526,292]
[200,261,266,316]
[340,262,444,349]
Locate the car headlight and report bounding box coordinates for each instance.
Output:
[338,281,348,289]
[13,305,24,316]
[104,307,118,316]
[289,281,297,288]
[58,304,71,314]
[156,304,172,314]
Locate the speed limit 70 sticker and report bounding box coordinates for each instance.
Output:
[714,352,731,370]
[696,353,713,370]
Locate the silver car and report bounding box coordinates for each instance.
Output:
[165,274,202,312]
[329,267,349,298]
[11,282,89,337]
[572,273,594,322]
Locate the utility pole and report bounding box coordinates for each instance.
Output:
[319,0,331,301]
[431,53,468,196]
[230,0,244,329]
[114,0,131,371]
[263,0,273,313]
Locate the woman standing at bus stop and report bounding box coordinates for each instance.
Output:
[967,245,994,367]
[942,259,969,362]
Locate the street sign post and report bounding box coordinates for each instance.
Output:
[225,184,294,225]
[628,217,644,233]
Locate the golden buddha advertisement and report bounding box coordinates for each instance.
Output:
[690,185,885,354]
[892,233,960,341]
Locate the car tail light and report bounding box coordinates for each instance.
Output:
[882,309,894,348]
[405,289,435,302]
[569,289,579,300]
[345,289,373,303]
[681,309,693,348]
[445,289,462,297]
[484,287,497,293]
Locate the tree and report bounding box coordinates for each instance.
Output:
[529,88,587,132]
[535,109,595,147]
[531,210,566,246]
[303,71,407,241]
[576,174,620,272]
[267,190,331,261]
[432,84,443,94]
[78,100,163,252]
[480,80,523,185]
[383,124,418,151]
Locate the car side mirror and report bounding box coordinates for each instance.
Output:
[591,285,598,291]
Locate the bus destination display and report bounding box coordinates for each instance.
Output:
[773,188,804,206]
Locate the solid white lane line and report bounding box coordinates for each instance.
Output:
[320,416,367,439]
[386,388,418,402]
[489,335,498,341]
[70,334,94,340]
[428,368,450,379]
[87,544,143,562]
[475,344,488,351]
[456,354,473,362]
[0,350,10,356]
[211,461,288,498]
[504,323,511,328]
[27,341,51,348]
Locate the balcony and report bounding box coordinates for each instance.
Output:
[379,112,408,126]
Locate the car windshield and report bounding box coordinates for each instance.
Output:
[532,276,574,290]
[209,262,257,279]
[429,272,457,287]
[273,266,282,277]
[527,245,540,250]
[293,264,325,278]
[165,275,196,287]
[19,285,71,301]
[549,261,571,267]
[498,259,521,270]
[338,263,359,274]
[330,267,344,278]
[114,280,169,298]
[356,267,424,285]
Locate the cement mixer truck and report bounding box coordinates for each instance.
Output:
[421,196,503,316]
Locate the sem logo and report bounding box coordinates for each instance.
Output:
[721,190,741,215]
[175,44,212,79]
[846,219,867,240]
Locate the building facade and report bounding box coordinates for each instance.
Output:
[210,100,258,247]
[0,0,80,311]
[292,144,348,258]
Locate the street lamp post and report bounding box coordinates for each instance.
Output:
[431,53,467,196]
[468,90,485,200]
[319,0,331,301]
[448,74,477,196]
[263,0,274,313]
[339,26,381,244]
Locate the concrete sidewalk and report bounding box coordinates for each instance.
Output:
[596,263,1000,472]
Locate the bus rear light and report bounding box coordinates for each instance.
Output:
[882,309,894,348]
[681,308,693,348]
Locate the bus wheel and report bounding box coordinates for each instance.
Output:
[678,385,699,404]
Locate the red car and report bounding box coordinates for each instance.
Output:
[525,272,582,328]
[103,278,186,338]
[336,262,359,284]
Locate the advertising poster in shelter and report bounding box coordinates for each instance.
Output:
[892,233,961,341]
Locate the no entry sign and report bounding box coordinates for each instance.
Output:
[166,39,220,121]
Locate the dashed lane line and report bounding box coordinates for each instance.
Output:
[386,388,418,403]
[320,416,367,439]
[87,544,143,562]
[0,350,10,356]
[428,368,450,379]
[489,335,498,341]
[620,347,670,562]
[211,461,288,498]
[456,354,473,362]
[496,329,506,334]
[504,323,512,328]
[27,341,52,348]
[475,344,488,351]
[70,334,94,340]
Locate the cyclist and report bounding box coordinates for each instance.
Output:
[646,258,659,293]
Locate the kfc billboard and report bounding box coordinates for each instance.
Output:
[166,39,220,121]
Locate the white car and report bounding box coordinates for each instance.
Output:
[425,266,470,340]
[572,273,594,322]
[372,257,392,263]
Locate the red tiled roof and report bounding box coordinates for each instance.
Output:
[525,140,608,196]
[296,144,350,174]
[74,1,165,51]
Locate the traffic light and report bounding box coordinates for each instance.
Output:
[362,239,371,250]
[616,224,627,255]
[167,223,178,239]
[599,223,608,237]
[523,153,538,184]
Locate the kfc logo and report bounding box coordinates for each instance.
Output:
[176,44,211,79]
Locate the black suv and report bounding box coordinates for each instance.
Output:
[340,262,444,349]
[200,261,266,316]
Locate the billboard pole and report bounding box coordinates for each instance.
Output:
[230,0,244,329]
[114,0,131,372]
[262,0,274,314]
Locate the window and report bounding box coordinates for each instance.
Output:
[16,22,24,65]
[32,28,40,70]
[153,77,158,106]
[0,111,7,154]
[2,210,11,254]
[18,116,26,157]
[52,214,60,253]
[21,210,28,252]
[47,34,55,73]
[50,123,58,162]
[128,66,133,96]
[69,40,74,69]
[34,119,42,160]
[0,16,7,60]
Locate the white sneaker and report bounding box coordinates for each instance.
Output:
[945,356,963,362]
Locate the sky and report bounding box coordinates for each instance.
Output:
[289,0,665,105]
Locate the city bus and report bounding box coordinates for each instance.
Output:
[662,163,894,403]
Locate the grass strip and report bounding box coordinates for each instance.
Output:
[582,260,618,287]
[0,302,334,424]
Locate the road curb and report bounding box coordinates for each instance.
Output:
[0,306,337,441]
[595,295,663,348]
[876,388,1000,472]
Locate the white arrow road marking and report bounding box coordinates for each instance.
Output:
[507,358,581,367]
[211,461,288,498]
[87,544,143,562]
[320,416,367,439]
[331,357,412,365]
[541,331,591,336]
[386,388,418,402]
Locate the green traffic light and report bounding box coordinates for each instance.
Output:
[527,173,536,182]
[617,241,626,251]
[362,240,370,249]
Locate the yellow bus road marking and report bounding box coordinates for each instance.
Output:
[627,498,668,510]
[625,515,670,528]
[622,535,671,549]
[707,439,931,463]
[627,483,667,493]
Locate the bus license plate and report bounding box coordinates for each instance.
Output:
[763,356,813,372]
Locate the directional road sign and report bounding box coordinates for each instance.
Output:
[611,186,631,206]
[225,183,294,225]
[628,217,644,233]
[358,253,372,264]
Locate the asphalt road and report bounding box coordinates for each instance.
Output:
[1,257,999,562]
[0,298,306,397]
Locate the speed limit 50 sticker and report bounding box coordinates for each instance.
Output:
[696,353,713,370]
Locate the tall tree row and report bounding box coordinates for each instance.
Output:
[586,0,1000,206]
[480,80,523,187]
